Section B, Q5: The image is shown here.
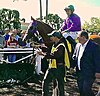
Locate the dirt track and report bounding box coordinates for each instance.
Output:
[0,75,99,96]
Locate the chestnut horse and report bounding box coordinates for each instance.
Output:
[23,16,77,54]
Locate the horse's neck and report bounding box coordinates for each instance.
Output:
[37,21,53,33]
[36,21,54,47]
[37,22,52,39]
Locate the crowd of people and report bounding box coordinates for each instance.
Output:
[0,28,32,63]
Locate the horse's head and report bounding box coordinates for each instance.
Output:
[23,16,54,47]
[23,16,39,42]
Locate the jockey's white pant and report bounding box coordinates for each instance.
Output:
[35,55,44,75]
[62,31,81,39]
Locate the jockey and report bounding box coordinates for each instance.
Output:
[59,5,81,39]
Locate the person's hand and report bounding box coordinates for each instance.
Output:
[37,51,46,56]
[37,51,42,55]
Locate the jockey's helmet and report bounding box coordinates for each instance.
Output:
[64,5,75,12]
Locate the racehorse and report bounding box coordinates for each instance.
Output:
[24,16,100,47]
[24,16,77,58]
[23,17,78,70]
[23,16,77,49]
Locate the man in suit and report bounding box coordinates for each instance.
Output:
[72,31,100,96]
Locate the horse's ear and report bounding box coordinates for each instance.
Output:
[31,16,36,21]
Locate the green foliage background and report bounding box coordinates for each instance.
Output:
[82,17,100,33]
[0,8,21,31]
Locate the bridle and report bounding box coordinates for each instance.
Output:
[23,21,38,41]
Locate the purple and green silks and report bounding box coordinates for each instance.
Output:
[61,13,81,32]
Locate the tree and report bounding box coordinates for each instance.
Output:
[44,13,63,30]
[82,17,100,33]
[0,8,21,30]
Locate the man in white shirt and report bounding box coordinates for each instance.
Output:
[77,40,89,70]
[72,31,100,96]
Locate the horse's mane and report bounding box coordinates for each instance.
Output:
[41,21,52,29]
[37,21,54,34]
